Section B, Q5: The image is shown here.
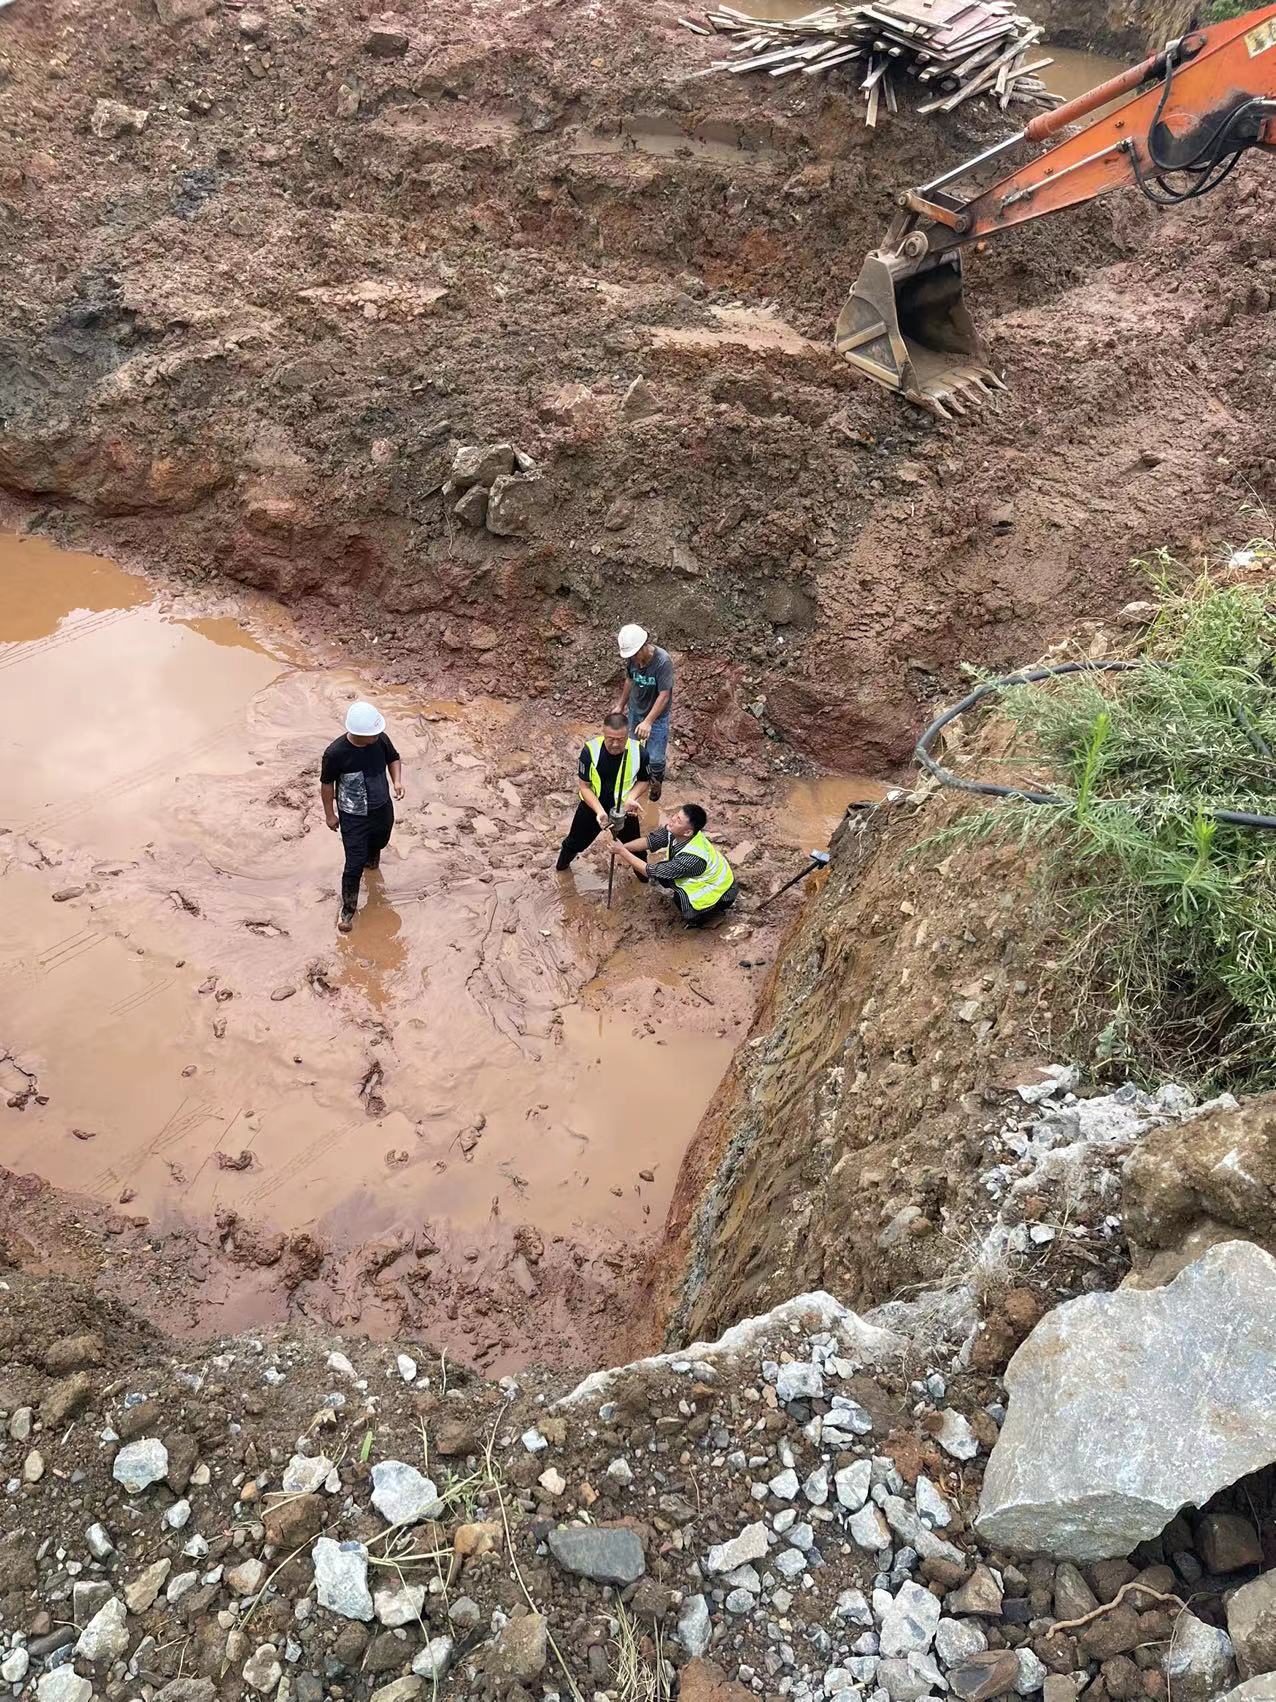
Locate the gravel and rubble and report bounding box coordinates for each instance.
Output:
[4,1263,1276,1702]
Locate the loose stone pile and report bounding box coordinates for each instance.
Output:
[3,1259,1276,1702]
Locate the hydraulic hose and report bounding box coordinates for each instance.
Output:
[913,658,1276,831]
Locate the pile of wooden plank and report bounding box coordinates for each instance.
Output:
[680,0,1064,125]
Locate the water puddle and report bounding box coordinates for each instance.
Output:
[782,775,888,853]
[573,115,780,166]
[1040,46,1127,105]
[0,530,769,1364]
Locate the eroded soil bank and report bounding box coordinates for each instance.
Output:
[0,528,880,1371]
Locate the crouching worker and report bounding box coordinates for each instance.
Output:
[556,712,650,871]
[607,802,737,928]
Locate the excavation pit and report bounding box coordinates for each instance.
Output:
[0,530,873,1370]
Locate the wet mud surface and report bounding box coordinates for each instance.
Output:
[0,530,878,1369]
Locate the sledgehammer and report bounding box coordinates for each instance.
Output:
[757,848,830,910]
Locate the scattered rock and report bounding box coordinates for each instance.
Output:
[1164,1613,1238,1702]
[451,443,515,490]
[364,20,409,56]
[1199,1513,1263,1574]
[412,1636,455,1680]
[879,1652,947,1701]
[226,1557,266,1597]
[76,1596,128,1663]
[933,1409,980,1460]
[977,1243,1276,1560]
[375,1582,426,1627]
[113,1437,170,1493]
[1,1650,30,1685]
[1053,1562,1099,1620]
[621,377,659,419]
[487,1612,548,1683]
[706,1522,769,1573]
[454,484,489,527]
[282,1452,336,1494]
[937,1620,990,1666]
[243,1644,283,1694]
[486,473,546,537]
[312,1537,374,1620]
[775,1361,823,1402]
[371,1460,442,1525]
[90,98,149,137]
[1079,1606,1142,1661]
[434,1417,480,1455]
[453,1521,501,1562]
[948,1651,1023,1701]
[835,1459,872,1511]
[680,1659,757,1702]
[881,1580,942,1657]
[36,1670,93,1702]
[264,1490,325,1547]
[679,1594,712,1658]
[547,1523,645,1584]
[849,1503,891,1551]
[1214,1684,1276,1702]
[125,1558,172,1613]
[45,1332,105,1372]
[949,1564,1005,1616]
[1228,1569,1276,1679]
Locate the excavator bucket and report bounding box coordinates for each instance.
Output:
[834,247,1005,420]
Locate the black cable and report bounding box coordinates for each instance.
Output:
[913,659,1276,831]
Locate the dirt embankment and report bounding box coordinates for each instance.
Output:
[653,758,1075,1345]
[650,662,1276,1351]
[3,0,1273,773]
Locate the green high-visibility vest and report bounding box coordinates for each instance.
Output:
[676,830,734,911]
[586,736,641,808]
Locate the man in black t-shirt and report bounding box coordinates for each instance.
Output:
[556,711,650,871]
[320,700,404,931]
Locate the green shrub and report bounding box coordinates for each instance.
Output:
[928,545,1276,1090]
[1201,0,1257,21]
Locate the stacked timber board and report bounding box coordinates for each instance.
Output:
[681,0,1064,124]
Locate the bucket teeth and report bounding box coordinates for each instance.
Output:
[916,363,1004,421]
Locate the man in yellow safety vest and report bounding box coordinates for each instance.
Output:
[606,802,737,927]
[556,711,651,871]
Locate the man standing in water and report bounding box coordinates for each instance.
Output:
[614,625,674,801]
[556,711,650,871]
[321,701,404,932]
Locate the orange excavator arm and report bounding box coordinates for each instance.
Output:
[836,6,1276,418]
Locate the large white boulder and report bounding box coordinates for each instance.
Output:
[976,1242,1276,1560]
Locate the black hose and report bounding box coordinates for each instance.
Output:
[1129,33,1267,205]
[913,658,1276,831]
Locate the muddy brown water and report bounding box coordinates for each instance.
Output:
[0,531,867,1362]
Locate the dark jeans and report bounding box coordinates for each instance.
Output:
[655,874,738,926]
[556,804,641,871]
[339,802,393,909]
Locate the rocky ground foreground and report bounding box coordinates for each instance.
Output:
[3,1060,1276,1702]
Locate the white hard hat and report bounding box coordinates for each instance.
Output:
[618,623,648,660]
[345,700,386,737]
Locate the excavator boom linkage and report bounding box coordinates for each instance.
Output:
[836,5,1276,417]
